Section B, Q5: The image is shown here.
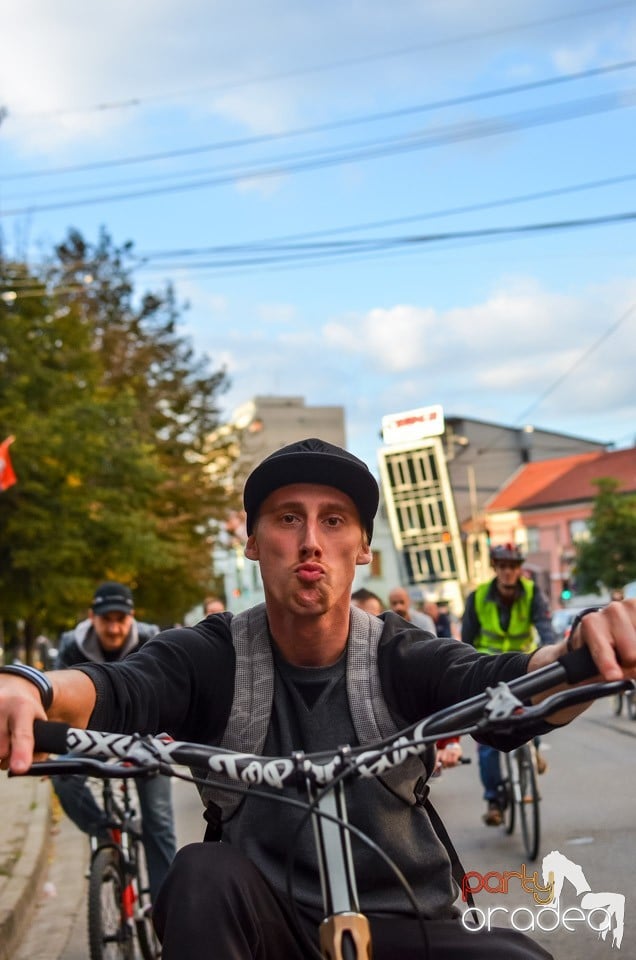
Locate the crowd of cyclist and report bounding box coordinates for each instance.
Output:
[3,438,633,960]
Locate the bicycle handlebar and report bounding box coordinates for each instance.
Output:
[27,647,635,788]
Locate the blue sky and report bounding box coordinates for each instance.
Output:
[1,0,635,472]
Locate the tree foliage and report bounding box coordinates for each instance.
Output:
[574,477,636,593]
[0,229,236,656]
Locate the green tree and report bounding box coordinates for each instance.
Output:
[574,477,636,594]
[0,230,235,660]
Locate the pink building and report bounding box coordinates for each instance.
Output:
[481,447,636,610]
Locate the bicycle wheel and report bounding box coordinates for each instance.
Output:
[135,910,160,960]
[502,753,515,835]
[517,746,540,861]
[88,848,135,960]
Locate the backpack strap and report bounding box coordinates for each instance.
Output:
[199,603,273,824]
[347,605,435,802]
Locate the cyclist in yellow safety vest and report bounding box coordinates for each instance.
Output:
[462,543,555,826]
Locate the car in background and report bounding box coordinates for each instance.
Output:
[551,607,586,644]
[551,592,612,643]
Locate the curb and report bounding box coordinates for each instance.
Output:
[0,777,52,960]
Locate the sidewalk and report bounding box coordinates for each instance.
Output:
[0,774,52,960]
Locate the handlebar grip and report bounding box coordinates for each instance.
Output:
[33,718,70,754]
[556,645,598,685]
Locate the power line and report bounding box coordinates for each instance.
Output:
[130,209,636,275]
[6,56,636,182]
[512,300,636,425]
[135,172,636,260]
[4,206,633,293]
[10,0,634,121]
[2,87,635,218]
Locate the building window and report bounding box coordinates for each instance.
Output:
[526,527,541,553]
[569,519,590,543]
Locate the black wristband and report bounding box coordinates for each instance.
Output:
[0,664,54,710]
[565,605,606,654]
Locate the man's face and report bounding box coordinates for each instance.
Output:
[493,560,523,590]
[357,596,383,616]
[388,588,410,619]
[90,610,134,652]
[244,483,371,617]
[204,600,224,615]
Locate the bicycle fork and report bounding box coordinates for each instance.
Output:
[308,781,372,960]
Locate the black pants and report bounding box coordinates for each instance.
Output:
[153,843,554,959]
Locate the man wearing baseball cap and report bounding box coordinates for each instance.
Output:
[51,581,176,902]
[1,438,636,959]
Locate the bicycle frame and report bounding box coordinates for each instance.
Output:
[92,776,145,922]
[25,648,635,960]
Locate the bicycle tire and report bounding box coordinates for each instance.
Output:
[135,913,160,960]
[88,847,135,960]
[518,746,540,861]
[503,754,515,835]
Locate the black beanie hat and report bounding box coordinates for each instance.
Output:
[243,438,379,541]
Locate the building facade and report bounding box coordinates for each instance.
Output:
[483,446,636,609]
[377,405,608,608]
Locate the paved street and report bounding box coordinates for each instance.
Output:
[434,697,636,959]
[13,697,636,959]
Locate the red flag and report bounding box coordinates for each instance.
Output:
[0,436,17,491]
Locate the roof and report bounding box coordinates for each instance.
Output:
[486,447,636,511]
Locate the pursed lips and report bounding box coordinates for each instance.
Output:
[295,563,325,583]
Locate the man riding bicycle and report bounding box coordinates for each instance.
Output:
[462,544,554,825]
[51,581,177,902]
[1,438,636,960]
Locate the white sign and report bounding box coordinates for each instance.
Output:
[381,405,445,445]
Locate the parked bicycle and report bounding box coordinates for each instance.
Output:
[24,647,633,960]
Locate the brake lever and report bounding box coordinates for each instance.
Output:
[475,677,635,736]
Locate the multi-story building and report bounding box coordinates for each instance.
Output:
[377,405,608,609]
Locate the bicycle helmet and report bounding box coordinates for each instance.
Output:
[490,542,525,564]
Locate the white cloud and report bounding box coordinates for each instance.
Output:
[4,0,627,152]
[256,303,297,324]
[325,304,437,372]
